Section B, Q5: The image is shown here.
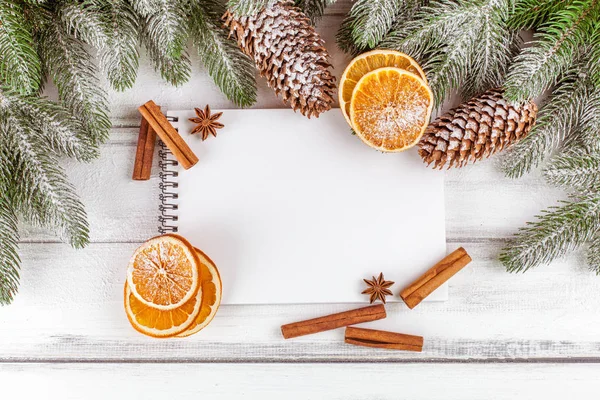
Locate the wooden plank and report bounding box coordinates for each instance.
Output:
[2,363,599,399]
[1,241,599,362]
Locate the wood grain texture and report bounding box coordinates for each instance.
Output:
[3,2,594,373]
[2,363,600,400]
[1,241,598,362]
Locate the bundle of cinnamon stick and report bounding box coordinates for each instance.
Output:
[133,100,199,180]
[280,247,472,352]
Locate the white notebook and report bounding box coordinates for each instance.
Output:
[160,109,446,305]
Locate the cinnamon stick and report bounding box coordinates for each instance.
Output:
[281,304,386,339]
[345,327,423,351]
[400,247,472,309]
[132,116,156,180]
[138,100,198,169]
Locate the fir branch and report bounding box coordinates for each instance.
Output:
[295,0,336,24]
[129,0,162,16]
[587,232,600,274]
[139,0,191,86]
[336,15,366,56]
[0,194,20,306]
[381,0,517,104]
[544,150,600,193]
[96,0,140,91]
[0,96,89,248]
[135,0,189,59]
[347,0,406,48]
[464,2,520,97]
[565,86,600,151]
[502,69,591,178]
[37,20,111,145]
[509,0,570,29]
[58,0,110,48]
[0,126,21,305]
[228,0,269,15]
[587,25,600,87]
[191,0,257,107]
[504,0,600,103]
[13,95,97,161]
[0,0,42,94]
[500,196,600,273]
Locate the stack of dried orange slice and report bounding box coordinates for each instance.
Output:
[124,234,222,338]
[339,49,434,152]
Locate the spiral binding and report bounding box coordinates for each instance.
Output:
[158,116,180,234]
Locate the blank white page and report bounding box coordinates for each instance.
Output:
[169,109,446,305]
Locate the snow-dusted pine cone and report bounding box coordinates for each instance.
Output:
[419,88,538,169]
[223,0,336,118]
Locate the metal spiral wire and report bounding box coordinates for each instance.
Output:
[158,117,180,233]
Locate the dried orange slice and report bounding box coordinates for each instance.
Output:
[350,67,433,152]
[177,248,222,337]
[127,235,200,310]
[339,50,427,128]
[124,282,202,338]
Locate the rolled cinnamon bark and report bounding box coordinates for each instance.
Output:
[281,304,386,339]
[132,116,156,180]
[400,247,472,309]
[138,100,198,169]
[345,327,423,351]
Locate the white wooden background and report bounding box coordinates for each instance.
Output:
[2,2,600,398]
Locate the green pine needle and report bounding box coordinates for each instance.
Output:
[381,0,517,105]
[295,0,336,24]
[544,151,600,194]
[0,92,90,249]
[0,0,42,94]
[587,26,600,87]
[509,0,569,29]
[0,194,20,306]
[227,0,269,16]
[139,0,191,86]
[348,0,406,48]
[504,0,600,103]
[37,20,111,145]
[13,95,98,161]
[587,233,600,274]
[502,69,591,178]
[336,15,366,56]
[192,0,257,107]
[96,0,140,91]
[500,196,600,273]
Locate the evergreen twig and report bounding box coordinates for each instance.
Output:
[502,68,591,178]
[587,233,600,274]
[500,196,600,273]
[191,0,257,107]
[0,0,42,94]
[228,0,269,15]
[544,151,600,193]
[348,0,407,49]
[504,0,600,103]
[295,0,336,24]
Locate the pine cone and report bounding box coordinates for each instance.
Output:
[419,88,538,169]
[223,0,336,118]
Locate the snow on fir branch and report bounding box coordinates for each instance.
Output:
[0,0,293,304]
[504,0,600,103]
[500,196,600,273]
[295,0,337,24]
[544,151,600,194]
[377,0,519,105]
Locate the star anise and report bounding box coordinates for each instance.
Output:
[189,105,224,140]
[362,273,394,304]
